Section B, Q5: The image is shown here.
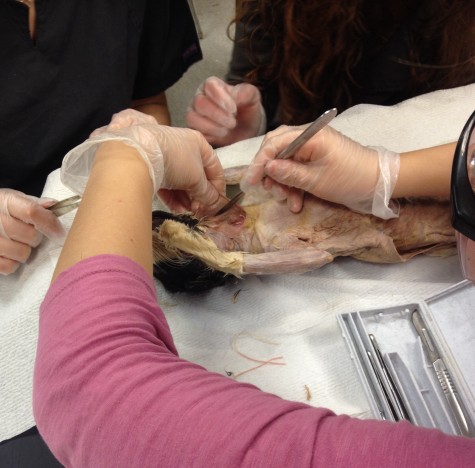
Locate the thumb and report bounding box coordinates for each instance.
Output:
[232,83,261,108]
[265,159,313,192]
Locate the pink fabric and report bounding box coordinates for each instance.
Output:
[33,255,475,467]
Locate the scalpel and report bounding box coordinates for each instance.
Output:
[411,310,474,437]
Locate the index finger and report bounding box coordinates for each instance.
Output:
[242,125,303,187]
[196,133,226,196]
[191,135,226,216]
[9,199,65,240]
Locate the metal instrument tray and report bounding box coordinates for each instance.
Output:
[337,280,475,436]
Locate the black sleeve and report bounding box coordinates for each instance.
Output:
[133,0,203,99]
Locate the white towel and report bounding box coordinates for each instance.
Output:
[1,84,474,441]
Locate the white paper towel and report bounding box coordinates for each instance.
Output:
[1,84,474,441]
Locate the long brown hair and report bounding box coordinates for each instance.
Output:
[233,0,475,125]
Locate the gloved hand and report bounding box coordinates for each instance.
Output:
[0,189,64,275]
[62,109,226,216]
[242,124,400,218]
[186,76,266,147]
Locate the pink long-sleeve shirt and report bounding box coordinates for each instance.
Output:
[33,255,475,467]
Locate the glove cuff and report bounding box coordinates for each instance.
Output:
[370,146,400,219]
[61,133,164,196]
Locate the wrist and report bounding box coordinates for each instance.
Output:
[90,143,154,198]
[340,146,399,219]
[94,140,146,164]
[62,134,164,196]
[371,147,400,219]
[393,143,455,198]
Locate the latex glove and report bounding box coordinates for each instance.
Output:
[242,124,400,218]
[62,109,225,216]
[0,189,64,275]
[186,76,266,147]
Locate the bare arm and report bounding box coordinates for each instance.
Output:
[132,92,171,125]
[393,143,455,198]
[52,141,154,282]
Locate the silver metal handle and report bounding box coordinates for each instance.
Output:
[369,334,411,421]
[276,108,337,160]
[433,359,474,437]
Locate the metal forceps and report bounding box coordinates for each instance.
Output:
[47,195,81,217]
[214,107,338,216]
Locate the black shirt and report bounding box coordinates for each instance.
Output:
[0,0,202,196]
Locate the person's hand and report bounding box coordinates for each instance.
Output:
[153,126,226,216]
[242,124,400,218]
[0,189,64,275]
[186,76,266,147]
[62,109,226,216]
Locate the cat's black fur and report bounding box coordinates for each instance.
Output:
[152,211,227,292]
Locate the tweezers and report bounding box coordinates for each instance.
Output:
[215,107,338,216]
[47,195,81,217]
